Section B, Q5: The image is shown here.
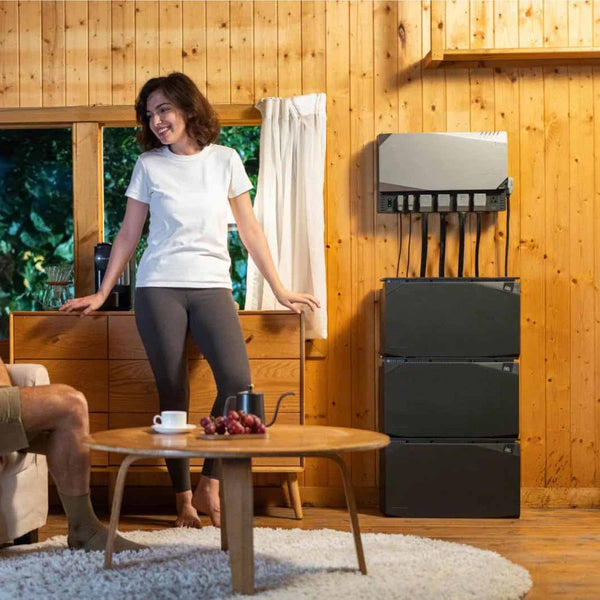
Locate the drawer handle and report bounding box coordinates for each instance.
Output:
[244,334,254,344]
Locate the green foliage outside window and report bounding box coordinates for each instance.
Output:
[0,126,260,338]
[0,129,73,338]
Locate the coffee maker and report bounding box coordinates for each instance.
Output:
[94,242,135,310]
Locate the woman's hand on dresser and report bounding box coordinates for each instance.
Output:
[274,289,320,314]
[60,292,106,316]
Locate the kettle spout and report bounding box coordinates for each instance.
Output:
[266,392,295,427]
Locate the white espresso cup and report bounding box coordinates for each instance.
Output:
[153,411,187,428]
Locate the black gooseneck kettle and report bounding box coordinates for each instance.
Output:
[223,384,295,427]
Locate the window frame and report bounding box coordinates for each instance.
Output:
[0,105,261,296]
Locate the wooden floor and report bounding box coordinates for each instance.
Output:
[38,507,600,599]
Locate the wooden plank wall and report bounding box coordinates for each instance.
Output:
[1,0,600,506]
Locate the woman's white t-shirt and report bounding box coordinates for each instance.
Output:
[125,144,253,289]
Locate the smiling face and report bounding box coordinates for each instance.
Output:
[145,89,189,147]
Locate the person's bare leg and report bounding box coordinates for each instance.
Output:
[19,385,145,552]
[192,475,221,526]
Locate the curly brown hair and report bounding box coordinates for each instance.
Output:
[134,72,220,151]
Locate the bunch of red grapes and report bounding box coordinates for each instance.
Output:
[200,410,267,436]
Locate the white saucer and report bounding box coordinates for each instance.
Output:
[152,424,197,434]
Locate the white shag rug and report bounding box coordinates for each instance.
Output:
[0,526,532,600]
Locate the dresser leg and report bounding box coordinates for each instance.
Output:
[221,458,254,594]
[326,453,367,575]
[104,454,140,569]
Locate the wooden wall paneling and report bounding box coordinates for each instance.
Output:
[494,67,520,276]
[73,122,103,297]
[568,65,596,487]
[543,0,568,48]
[304,358,328,487]
[470,0,493,49]
[42,0,65,107]
[65,1,88,106]
[519,0,544,48]
[135,0,159,93]
[594,0,600,491]
[519,67,546,487]
[0,1,19,107]
[111,1,135,105]
[444,2,469,278]
[325,0,351,488]
[230,1,253,103]
[544,65,571,487]
[568,0,593,47]
[446,0,469,50]
[301,1,326,95]
[494,1,519,48]
[182,1,206,94]
[422,2,445,277]
[396,1,422,279]
[301,0,327,490]
[159,0,182,76]
[254,0,277,99]
[278,0,302,98]
[469,1,497,277]
[374,0,399,280]
[205,0,229,103]
[18,0,41,107]
[88,0,111,106]
[349,0,375,487]
[470,72,497,276]
[494,0,519,281]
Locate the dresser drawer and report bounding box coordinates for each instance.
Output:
[12,314,107,359]
[108,312,301,360]
[15,359,108,412]
[109,359,301,413]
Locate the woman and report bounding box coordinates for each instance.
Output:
[61,72,319,528]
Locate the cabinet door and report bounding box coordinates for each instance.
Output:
[12,314,107,359]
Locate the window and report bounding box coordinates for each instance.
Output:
[0,128,73,338]
[102,125,260,308]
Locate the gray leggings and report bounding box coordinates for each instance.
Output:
[135,287,251,492]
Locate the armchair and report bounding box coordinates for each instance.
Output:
[0,364,49,544]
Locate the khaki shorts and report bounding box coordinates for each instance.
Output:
[0,386,28,454]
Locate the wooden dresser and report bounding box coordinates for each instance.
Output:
[10,310,305,513]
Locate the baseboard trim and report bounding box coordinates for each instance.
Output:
[521,487,600,507]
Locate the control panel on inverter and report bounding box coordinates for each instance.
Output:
[377,132,510,214]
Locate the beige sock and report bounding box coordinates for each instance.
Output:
[59,492,147,552]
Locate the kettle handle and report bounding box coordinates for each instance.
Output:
[265,392,295,427]
[223,395,237,416]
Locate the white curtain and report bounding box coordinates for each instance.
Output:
[244,93,327,339]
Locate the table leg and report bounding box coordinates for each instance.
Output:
[218,458,227,551]
[221,458,254,594]
[104,454,140,569]
[286,473,304,520]
[326,453,367,575]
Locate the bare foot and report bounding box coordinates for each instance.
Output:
[192,475,221,527]
[174,491,203,528]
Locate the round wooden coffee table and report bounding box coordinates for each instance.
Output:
[86,424,390,595]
